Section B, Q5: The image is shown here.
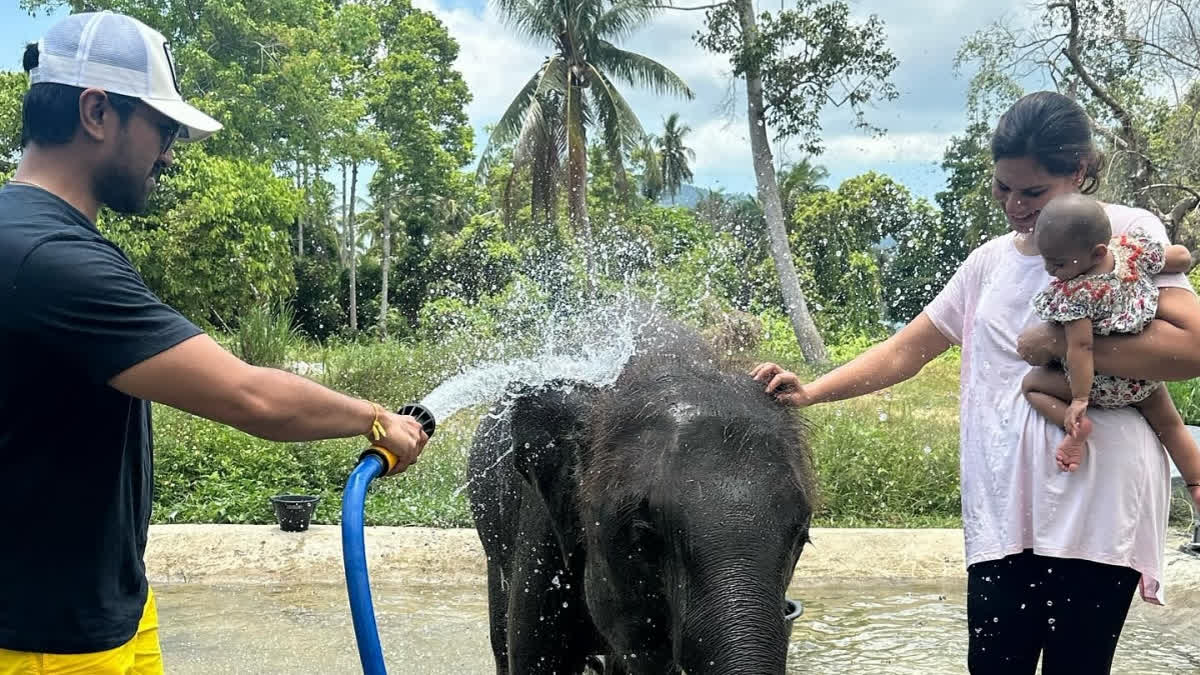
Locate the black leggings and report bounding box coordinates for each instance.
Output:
[967,549,1141,674]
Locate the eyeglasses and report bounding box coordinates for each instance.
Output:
[131,101,181,156]
[155,119,182,156]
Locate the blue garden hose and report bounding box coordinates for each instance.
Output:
[342,404,437,675]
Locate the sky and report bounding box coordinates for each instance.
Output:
[1,0,1046,202]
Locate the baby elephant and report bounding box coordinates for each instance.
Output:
[467,320,815,674]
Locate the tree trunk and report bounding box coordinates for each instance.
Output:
[298,161,306,258]
[349,161,359,332]
[380,202,390,340]
[532,153,548,226]
[340,162,349,268]
[566,83,595,293]
[736,0,827,365]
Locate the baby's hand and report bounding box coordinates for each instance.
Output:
[1064,399,1089,436]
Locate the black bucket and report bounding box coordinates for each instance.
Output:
[269,494,320,532]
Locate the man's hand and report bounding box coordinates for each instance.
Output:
[750,362,813,408]
[1188,484,1200,514]
[1017,321,1065,367]
[369,410,429,475]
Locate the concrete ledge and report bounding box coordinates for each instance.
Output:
[145,525,1200,598]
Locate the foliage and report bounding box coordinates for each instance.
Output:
[233,301,301,369]
[631,134,664,202]
[658,113,695,203]
[790,172,917,338]
[424,214,522,306]
[0,72,25,173]
[100,146,300,327]
[777,156,830,218]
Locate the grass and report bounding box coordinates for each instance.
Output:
[150,328,1197,532]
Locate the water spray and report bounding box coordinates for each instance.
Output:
[342,403,437,675]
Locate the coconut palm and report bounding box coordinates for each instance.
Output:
[478,0,694,286]
[778,156,830,220]
[632,133,663,202]
[658,113,695,204]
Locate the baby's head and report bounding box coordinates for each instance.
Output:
[1034,193,1111,281]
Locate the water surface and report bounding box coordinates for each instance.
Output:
[155,578,1200,674]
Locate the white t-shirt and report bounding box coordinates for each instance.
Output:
[924,203,1194,605]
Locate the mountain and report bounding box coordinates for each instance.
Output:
[655,184,710,209]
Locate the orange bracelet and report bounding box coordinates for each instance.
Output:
[368,401,387,441]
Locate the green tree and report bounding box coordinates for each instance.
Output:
[477,0,695,290]
[101,146,301,327]
[682,0,899,364]
[632,134,664,202]
[363,0,475,338]
[0,71,25,176]
[935,121,1008,261]
[777,156,829,219]
[790,172,913,338]
[658,113,695,203]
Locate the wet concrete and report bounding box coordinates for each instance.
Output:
[145,526,1200,673]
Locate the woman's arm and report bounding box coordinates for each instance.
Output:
[1018,288,1200,381]
[753,313,953,406]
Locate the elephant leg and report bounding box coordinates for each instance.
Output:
[485,559,511,674]
[505,524,592,674]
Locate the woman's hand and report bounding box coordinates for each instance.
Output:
[750,362,813,407]
[1188,484,1200,513]
[1017,321,1065,366]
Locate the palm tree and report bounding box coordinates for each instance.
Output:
[778,156,830,220]
[632,133,663,202]
[658,113,695,204]
[478,0,694,287]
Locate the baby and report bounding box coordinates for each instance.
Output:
[1022,194,1200,494]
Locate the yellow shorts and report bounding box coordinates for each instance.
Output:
[0,588,163,675]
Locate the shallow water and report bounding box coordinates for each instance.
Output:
[155,578,1200,674]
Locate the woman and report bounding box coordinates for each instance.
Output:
[752,91,1200,674]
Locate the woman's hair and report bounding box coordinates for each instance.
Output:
[991,91,1105,195]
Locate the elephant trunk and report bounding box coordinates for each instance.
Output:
[678,566,790,675]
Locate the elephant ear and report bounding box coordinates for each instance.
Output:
[509,382,591,569]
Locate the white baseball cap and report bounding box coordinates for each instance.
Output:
[28,11,222,142]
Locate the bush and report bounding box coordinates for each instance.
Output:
[233,301,300,369]
[151,401,476,527]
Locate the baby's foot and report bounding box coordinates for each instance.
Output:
[1055,416,1093,472]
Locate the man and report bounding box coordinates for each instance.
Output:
[0,11,428,674]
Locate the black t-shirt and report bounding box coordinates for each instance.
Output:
[0,183,203,654]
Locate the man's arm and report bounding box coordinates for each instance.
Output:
[1019,288,1200,381]
[109,333,411,444]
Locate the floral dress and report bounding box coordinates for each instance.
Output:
[1032,226,1167,407]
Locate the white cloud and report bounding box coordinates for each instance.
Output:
[822,131,957,164]
[412,0,545,131]
[689,117,751,171]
